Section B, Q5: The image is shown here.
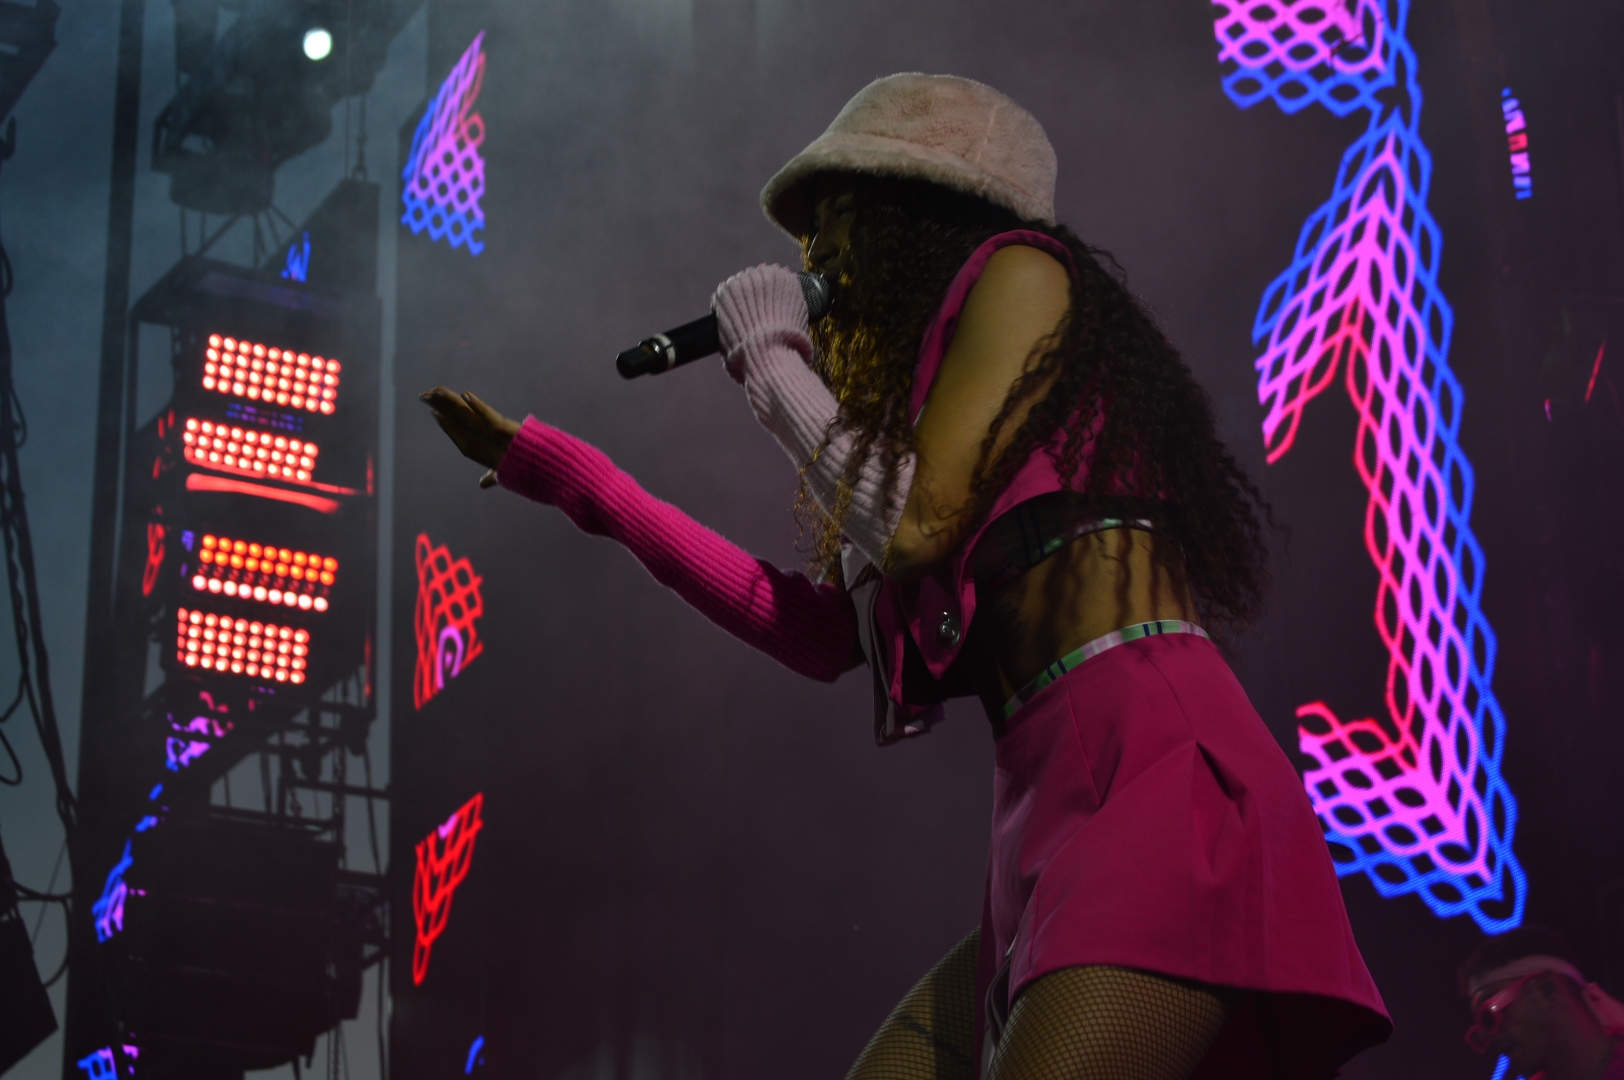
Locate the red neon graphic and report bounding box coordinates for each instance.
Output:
[176,607,309,684]
[183,418,319,483]
[203,333,341,414]
[1586,339,1606,404]
[184,473,341,514]
[193,532,336,611]
[142,522,165,597]
[413,533,484,709]
[412,792,484,985]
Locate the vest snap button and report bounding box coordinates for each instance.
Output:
[935,612,961,648]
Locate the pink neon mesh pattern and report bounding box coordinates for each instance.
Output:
[1212,0,1390,115]
[1214,0,1382,75]
[1220,0,1523,931]
[1262,134,1507,890]
[401,32,487,255]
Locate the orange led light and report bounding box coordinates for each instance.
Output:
[181,418,320,483]
[194,532,337,611]
[200,333,342,413]
[175,607,309,683]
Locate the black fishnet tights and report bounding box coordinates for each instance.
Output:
[846,931,1229,1080]
[990,964,1229,1080]
[846,931,981,1080]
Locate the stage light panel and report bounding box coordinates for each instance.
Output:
[175,607,310,684]
[182,417,321,484]
[201,333,341,414]
[192,532,337,611]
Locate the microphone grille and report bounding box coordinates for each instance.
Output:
[797,272,834,323]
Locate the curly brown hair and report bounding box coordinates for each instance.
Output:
[800,175,1276,635]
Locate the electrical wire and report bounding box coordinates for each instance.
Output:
[27,837,64,943]
[0,725,19,786]
[0,677,27,784]
[0,116,78,876]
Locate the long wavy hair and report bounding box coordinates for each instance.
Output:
[799,175,1276,634]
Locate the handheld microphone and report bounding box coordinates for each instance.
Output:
[616,272,834,379]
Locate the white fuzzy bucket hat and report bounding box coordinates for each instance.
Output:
[761,73,1057,240]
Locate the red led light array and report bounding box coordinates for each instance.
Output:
[182,419,319,483]
[176,608,309,683]
[193,533,337,611]
[204,334,341,413]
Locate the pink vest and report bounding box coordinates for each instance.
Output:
[850,230,1086,742]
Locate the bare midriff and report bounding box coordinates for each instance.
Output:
[969,528,1200,715]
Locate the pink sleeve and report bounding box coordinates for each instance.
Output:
[495,416,857,682]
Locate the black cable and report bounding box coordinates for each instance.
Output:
[0,675,27,723]
[0,125,93,1049]
[0,118,76,857]
[13,882,71,901]
[0,674,25,783]
[27,837,62,943]
[0,726,18,785]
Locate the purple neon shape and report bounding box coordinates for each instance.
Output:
[436,624,465,690]
[75,1045,139,1080]
[92,840,134,942]
[402,32,487,255]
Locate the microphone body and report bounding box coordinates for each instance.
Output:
[617,271,833,379]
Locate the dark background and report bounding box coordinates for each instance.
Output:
[386,3,1624,1080]
[2,0,1622,1078]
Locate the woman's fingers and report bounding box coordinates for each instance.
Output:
[427,407,491,465]
[420,386,522,485]
[421,385,505,468]
[462,391,521,442]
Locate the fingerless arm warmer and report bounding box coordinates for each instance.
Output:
[496,416,858,682]
[713,265,916,566]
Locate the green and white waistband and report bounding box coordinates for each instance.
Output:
[1003,619,1210,720]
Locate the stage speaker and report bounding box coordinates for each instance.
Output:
[100,813,356,1073]
[0,832,57,1075]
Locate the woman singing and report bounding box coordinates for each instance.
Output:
[423,73,1389,1080]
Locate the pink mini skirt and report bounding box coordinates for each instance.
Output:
[977,631,1390,1079]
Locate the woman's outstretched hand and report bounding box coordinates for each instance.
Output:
[420,386,522,488]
